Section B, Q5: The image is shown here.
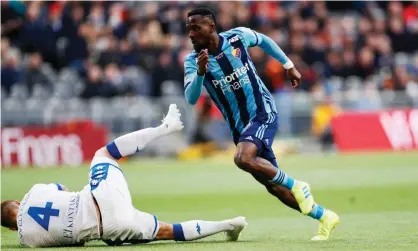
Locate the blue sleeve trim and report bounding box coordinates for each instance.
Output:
[106,141,122,160]
[173,223,186,241]
[252,30,259,46]
[55,183,63,191]
[152,215,158,237]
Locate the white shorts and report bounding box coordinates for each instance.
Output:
[88,156,159,244]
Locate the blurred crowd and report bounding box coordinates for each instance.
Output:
[2,1,418,100]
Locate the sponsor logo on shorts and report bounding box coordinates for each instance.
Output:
[196,222,201,235]
[63,195,80,239]
[245,136,253,141]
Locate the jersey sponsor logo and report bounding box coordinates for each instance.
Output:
[215,52,224,59]
[229,35,239,43]
[212,63,251,94]
[90,164,110,191]
[196,222,201,235]
[17,192,31,242]
[63,195,80,239]
[232,48,241,58]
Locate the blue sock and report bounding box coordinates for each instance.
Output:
[172,220,231,241]
[106,141,123,159]
[308,204,325,220]
[173,224,186,241]
[270,169,295,190]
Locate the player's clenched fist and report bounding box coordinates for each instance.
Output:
[286,67,302,88]
[197,49,209,76]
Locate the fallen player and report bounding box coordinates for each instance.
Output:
[1,104,247,248]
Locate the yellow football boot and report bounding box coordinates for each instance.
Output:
[311,210,340,241]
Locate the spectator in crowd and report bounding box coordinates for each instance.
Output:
[119,39,137,67]
[1,45,23,95]
[151,50,179,97]
[356,47,376,80]
[59,3,89,70]
[1,1,417,146]
[311,92,341,152]
[1,1,25,41]
[24,52,55,96]
[1,1,416,100]
[80,64,118,99]
[341,49,358,78]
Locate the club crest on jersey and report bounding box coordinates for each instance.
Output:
[232,48,241,58]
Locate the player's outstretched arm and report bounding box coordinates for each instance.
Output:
[184,50,208,105]
[248,32,302,88]
[257,33,294,69]
[235,27,301,88]
[257,33,301,88]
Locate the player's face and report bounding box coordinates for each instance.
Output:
[186,15,213,52]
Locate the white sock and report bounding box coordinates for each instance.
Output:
[173,220,234,241]
[106,125,169,159]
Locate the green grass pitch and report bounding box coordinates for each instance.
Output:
[2,152,418,251]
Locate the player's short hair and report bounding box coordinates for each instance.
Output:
[1,200,18,229]
[187,8,217,25]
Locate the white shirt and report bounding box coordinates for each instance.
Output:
[17,184,100,247]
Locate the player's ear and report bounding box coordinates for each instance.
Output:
[207,22,214,33]
[9,227,17,231]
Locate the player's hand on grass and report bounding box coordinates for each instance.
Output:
[287,67,301,88]
[197,49,209,76]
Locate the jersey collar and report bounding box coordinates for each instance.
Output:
[210,35,224,56]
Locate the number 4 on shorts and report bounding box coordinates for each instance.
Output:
[28,202,60,231]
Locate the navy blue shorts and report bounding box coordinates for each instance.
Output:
[234,113,279,168]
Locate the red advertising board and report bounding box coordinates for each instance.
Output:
[331,109,418,151]
[1,121,108,167]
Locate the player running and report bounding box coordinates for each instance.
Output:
[1,104,247,248]
[183,8,339,241]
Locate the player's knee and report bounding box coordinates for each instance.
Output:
[115,214,136,233]
[234,152,255,172]
[94,147,114,160]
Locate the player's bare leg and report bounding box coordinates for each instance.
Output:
[154,217,247,242]
[234,141,339,240]
[250,171,300,211]
[234,141,315,212]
